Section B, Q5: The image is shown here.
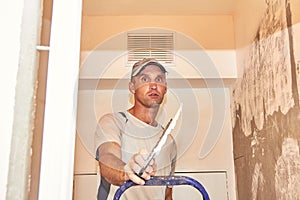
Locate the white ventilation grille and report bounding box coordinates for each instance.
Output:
[127,33,174,65]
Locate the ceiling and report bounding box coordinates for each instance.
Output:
[82,0,236,16]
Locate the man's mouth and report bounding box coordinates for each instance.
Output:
[148,93,159,97]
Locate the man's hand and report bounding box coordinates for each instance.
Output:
[124,149,157,185]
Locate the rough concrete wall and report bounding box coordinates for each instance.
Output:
[232,0,300,199]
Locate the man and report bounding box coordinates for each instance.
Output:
[94,58,177,199]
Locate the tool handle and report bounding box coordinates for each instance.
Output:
[137,150,156,176]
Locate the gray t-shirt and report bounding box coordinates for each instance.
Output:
[94,111,177,200]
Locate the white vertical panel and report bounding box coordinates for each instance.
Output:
[38,0,82,199]
[0,0,24,199]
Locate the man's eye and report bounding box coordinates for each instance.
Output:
[141,77,148,82]
[156,77,162,82]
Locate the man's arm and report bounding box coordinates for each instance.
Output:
[164,157,176,200]
[98,142,156,186]
[97,142,127,186]
[165,187,173,200]
[165,137,177,200]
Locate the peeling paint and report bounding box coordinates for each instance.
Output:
[275,138,300,199]
[232,0,300,199]
[232,0,297,137]
[251,162,265,200]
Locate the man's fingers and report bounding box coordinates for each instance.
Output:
[136,149,157,176]
[124,163,145,185]
[127,173,145,185]
[124,149,157,185]
[140,172,151,181]
[134,153,146,167]
[138,149,149,160]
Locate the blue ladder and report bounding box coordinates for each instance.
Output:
[113,176,210,200]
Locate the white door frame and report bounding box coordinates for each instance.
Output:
[38,0,82,199]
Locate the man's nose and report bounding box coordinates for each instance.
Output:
[149,82,157,90]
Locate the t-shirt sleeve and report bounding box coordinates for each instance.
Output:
[94,113,122,160]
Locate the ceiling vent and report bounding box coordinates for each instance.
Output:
[127,33,174,66]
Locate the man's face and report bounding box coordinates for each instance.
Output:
[129,65,167,108]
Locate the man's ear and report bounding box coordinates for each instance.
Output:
[129,81,135,94]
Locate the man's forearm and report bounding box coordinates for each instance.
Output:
[165,187,173,200]
[99,155,128,186]
[98,142,128,186]
[98,142,155,186]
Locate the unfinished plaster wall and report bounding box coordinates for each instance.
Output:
[232,0,300,199]
[1,0,43,199]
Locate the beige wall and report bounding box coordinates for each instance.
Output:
[233,0,266,77]
[81,15,235,51]
[76,13,237,200]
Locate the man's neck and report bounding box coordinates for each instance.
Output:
[128,105,159,126]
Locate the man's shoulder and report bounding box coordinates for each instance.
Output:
[100,111,126,118]
[99,111,128,124]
